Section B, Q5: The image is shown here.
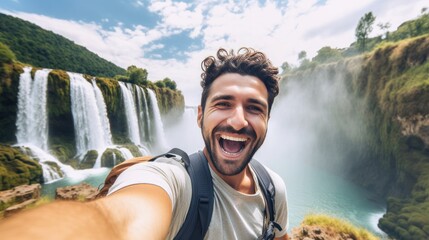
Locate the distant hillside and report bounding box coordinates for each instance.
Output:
[0,13,126,77]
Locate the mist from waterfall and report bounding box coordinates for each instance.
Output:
[164,106,203,154]
[256,69,368,171]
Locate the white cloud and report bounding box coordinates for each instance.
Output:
[148,0,204,36]
[133,0,145,7]
[1,0,427,105]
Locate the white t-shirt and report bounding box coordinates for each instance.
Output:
[108,154,288,239]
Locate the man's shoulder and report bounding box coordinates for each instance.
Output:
[127,153,188,171]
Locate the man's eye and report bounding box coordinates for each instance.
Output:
[216,102,230,107]
[248,105,262,113]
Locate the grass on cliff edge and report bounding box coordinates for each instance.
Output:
[302,214,379,240]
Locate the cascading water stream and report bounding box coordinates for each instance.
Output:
[16,67,50,150]
[135,86,148,143]
[118,82,141,145]
[147,89,168,152]
[92,79,113,147]
[69,73,113,167]
[15,68,74,182]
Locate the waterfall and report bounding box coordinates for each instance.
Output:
[19,144,75,183]
[118,82,141,145]
[135,86,148,143]
[15,68,75,182]
[16,67,51,150]
[92,79,113,147]
[142,88,151,138]
[69,73,112,162]
[147,89,168,151]
[117,147,134,160]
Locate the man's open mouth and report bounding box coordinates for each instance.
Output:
[219,134,248,155]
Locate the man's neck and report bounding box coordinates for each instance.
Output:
[203,149,255,194]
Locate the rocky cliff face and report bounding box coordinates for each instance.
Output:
[283,35,429,239]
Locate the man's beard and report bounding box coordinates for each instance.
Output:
[201,119,264,176]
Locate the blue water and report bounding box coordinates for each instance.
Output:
[262,159,387,237]
[41,168,110,197]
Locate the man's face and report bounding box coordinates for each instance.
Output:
[197,73,269,176]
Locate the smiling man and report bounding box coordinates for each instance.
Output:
[0,48,288,240]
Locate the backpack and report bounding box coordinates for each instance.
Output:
[97,148,283,240]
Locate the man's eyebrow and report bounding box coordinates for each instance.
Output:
[211,94,234,102]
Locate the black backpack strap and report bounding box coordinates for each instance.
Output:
[251,160,283,240]
[171,150,214,240]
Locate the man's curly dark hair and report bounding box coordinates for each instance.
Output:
[200,47,280,114]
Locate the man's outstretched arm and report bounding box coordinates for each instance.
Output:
[0,184,172,240]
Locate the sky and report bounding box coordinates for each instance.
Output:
[0,0,427,105]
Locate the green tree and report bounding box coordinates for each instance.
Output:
[312,46,342,64]
[355,12,376,52]
[281,62,292,74]
[298,51,307,61]
[155,80,166,88]
[414,7,429,36]
[154,77,177,90]
[377,22,391,40]
[163,77,177,90]
[0,42,16,64]
[126,65,148,85]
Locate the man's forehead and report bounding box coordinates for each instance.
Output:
[207,84,268,110]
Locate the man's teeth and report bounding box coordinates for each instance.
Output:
[221,135,247,142]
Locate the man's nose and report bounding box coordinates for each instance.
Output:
[227,106,248,130]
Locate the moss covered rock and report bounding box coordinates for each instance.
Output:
[0,63,23,143]
[291,214,378,240]
[101,148,125,167]
[0,145,43,190]
[78,150,98,169]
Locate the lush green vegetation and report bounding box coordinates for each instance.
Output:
[283,8,429,73]
[301,214,378,240]
[361,36,429,239]
[0,145,43,191]
[0,42,15,64]
[115,65,178,91]
[355,12,376,52]
[0,13,126,77]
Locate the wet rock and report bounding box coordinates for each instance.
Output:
[55,183,99,201]
[0,184,41,209]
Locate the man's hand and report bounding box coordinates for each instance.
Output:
[96,184,172,239]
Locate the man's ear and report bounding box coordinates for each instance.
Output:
[197,105,203,128]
